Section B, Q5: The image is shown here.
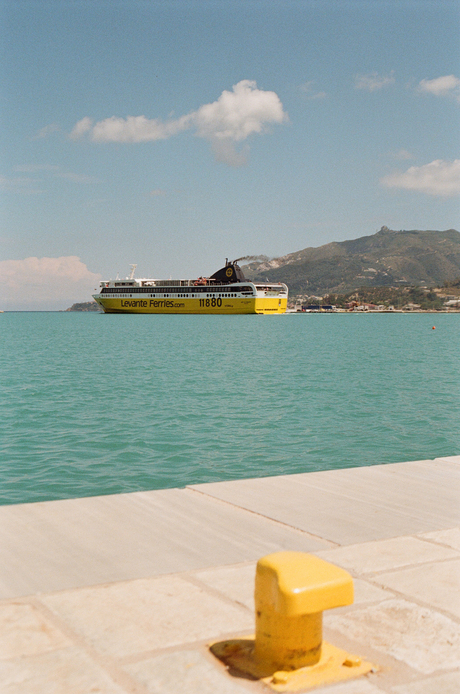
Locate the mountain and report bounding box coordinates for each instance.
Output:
[242,227,460,296]
[66,301,101,312]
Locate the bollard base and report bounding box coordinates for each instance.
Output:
[210,636,376,692]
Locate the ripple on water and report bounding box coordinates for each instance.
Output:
[0,312,458,504]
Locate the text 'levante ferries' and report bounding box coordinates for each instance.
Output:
[93,259,288,315]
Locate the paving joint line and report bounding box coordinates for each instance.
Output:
[182,572,254,613]
[359,577,460,625]
[184,485,340,548]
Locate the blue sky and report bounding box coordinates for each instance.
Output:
[1,0,459,309]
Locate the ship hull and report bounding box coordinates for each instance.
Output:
[95,296,287,315]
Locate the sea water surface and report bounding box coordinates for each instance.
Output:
[0,311,458,505]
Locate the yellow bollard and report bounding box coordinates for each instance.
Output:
[210,551,376,691]
[254,552,354,671]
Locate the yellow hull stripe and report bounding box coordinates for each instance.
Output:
[96,297,287,315]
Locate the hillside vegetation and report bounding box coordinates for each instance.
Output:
[243,227,460,297]
[66,302,101,312]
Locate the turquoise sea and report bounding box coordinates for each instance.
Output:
[0,311,458,505]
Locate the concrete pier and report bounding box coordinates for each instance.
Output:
[1,456,459,693]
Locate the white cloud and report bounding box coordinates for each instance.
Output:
[0,257,101,310]
[87,114,191,143]
[417,75,460,103]
[380,159,460,196]
[69,116,93,139]
[210,139,249,167]
[0,175,44,194]
[1,166,102,193]
[32,123,61,139]
[310,91,327,100]
[193,80,287,141]
[354,72,395,92]
[299,81,327,100]
[69,80,288,165]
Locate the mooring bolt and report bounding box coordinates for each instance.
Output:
[254,551,354,671]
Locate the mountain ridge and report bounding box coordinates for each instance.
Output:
[243,227,460,296]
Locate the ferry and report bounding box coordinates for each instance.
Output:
[93,259,288,315]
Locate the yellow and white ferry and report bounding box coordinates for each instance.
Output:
[93,259,288,315]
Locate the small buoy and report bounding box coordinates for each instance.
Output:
[432,326,436,330]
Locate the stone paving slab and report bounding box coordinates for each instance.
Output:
[314,536,459,574]
[374,558,460,619]
[0,602,71,659]
[193,562,257,610]
[391,671,460,693]
[326,598,460,675]
[123,650,255,694]
[0,647,128,694]
[420,527,460,551]
[40,574,254,658]
[0,487,330,599]
[190,458,460,545]
[434,456,460,465]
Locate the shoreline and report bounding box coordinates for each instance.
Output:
[2,307,460,313]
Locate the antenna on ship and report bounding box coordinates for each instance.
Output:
[129,264,137,280]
